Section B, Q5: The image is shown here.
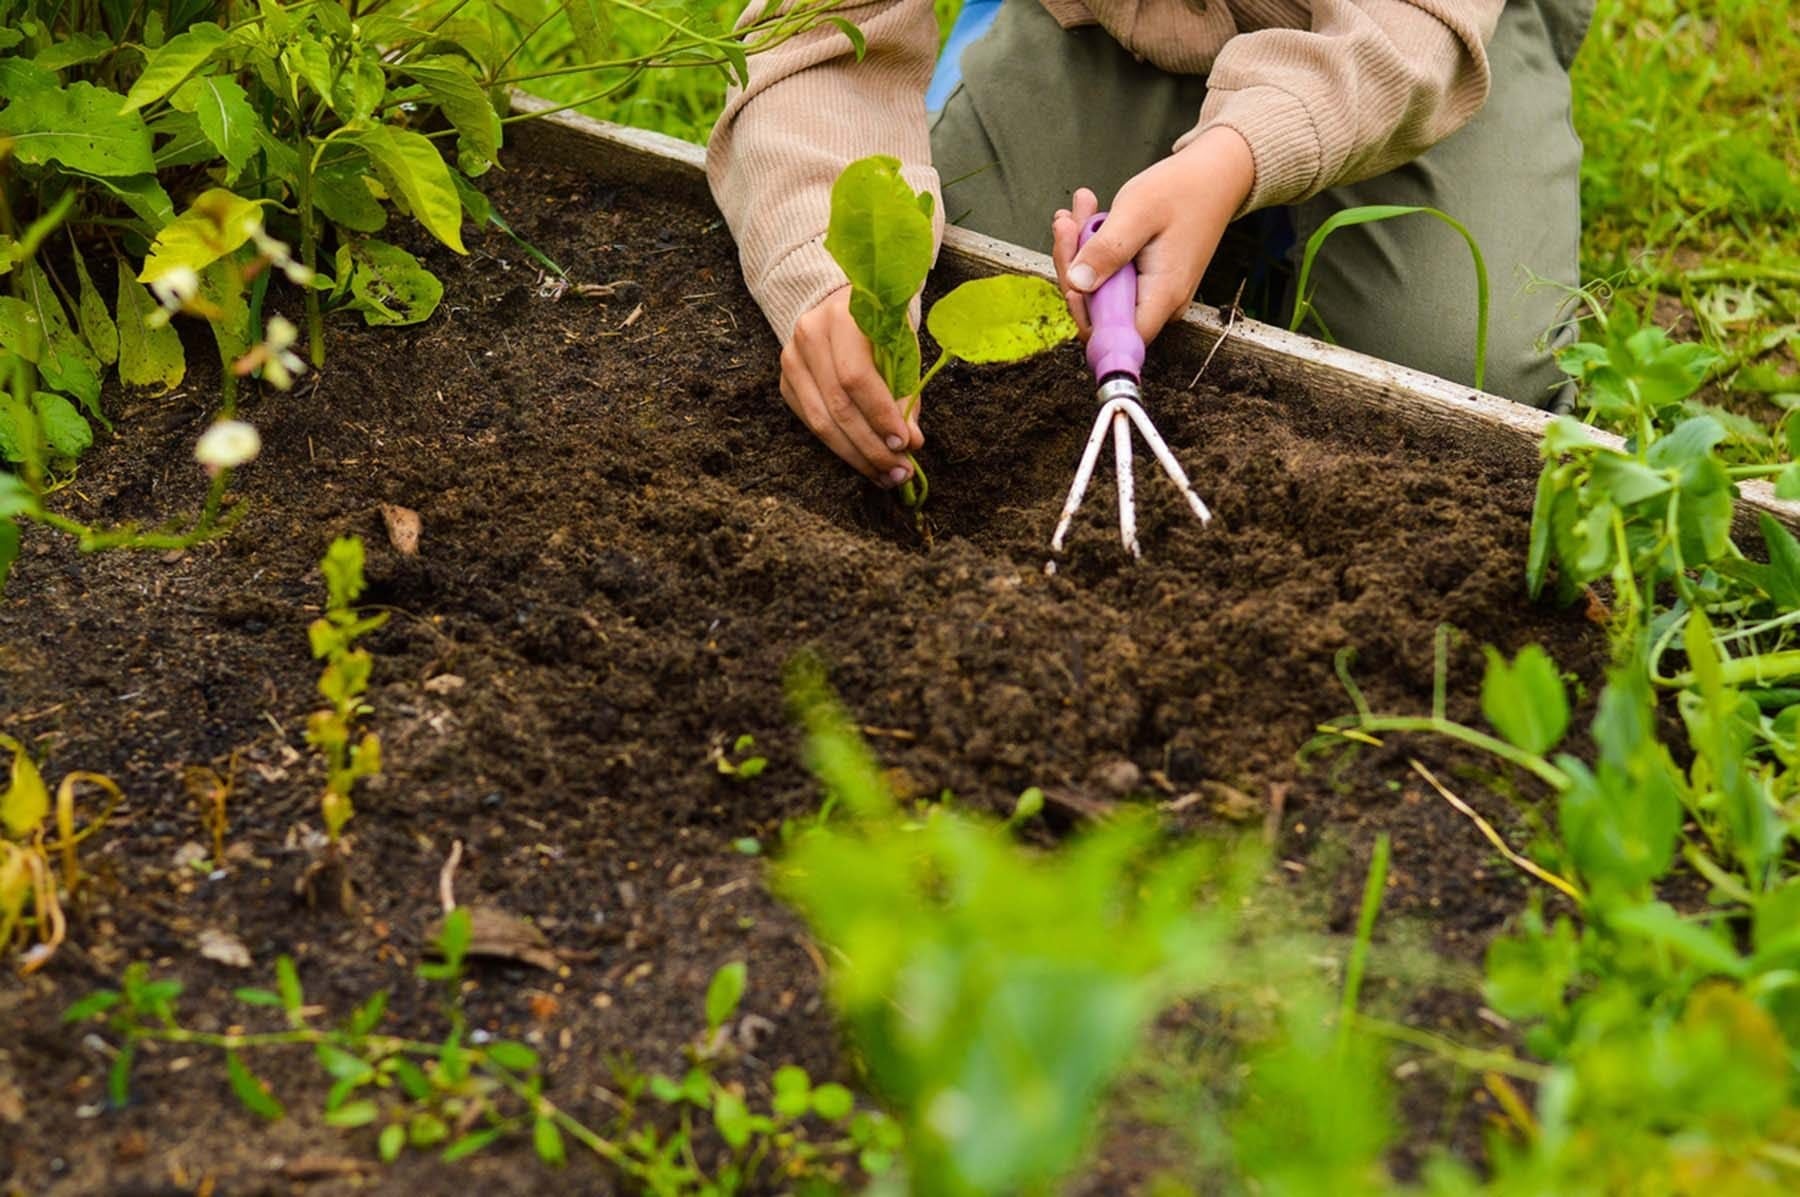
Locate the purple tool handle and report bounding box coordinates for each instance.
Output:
[1077,211,1144,385]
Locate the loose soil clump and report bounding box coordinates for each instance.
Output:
[0,156,1600,1194]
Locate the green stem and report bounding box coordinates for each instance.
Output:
[1668,649,1800,690]
[1353,1014,1551,1083]
[1338,834,1390,1050]
[297,143,324,368]
[1339,714,1571,792]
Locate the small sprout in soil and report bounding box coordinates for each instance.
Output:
[825,156,1077,524]
[712,733,767,781]
[0,736,123,974]
[70,948,894,1191]
[182,753,239,869]
[1006,785,1046,829]
[301,536,388,911]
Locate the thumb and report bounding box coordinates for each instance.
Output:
[1066,209,1146,294]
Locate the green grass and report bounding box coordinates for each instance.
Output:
[1573,0,1800,409]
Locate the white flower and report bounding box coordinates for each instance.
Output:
[147,266,201,327]
[260,315,307,390]
[195,419,262,471]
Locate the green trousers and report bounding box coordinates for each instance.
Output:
[929,0,1596,406]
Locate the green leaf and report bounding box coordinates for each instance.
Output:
[332,53,386,124]
[72,255,118,367]
[121,22,227,111]
[62,990,122,1023]
[379,1122,406,1163]
[810,1082,854,1121]
[0,57,59,99]
[533,1116,567,1167]
[441,1127,503,1163]
[1479,645,1569,755]
[140,188,264,283]
[771,1065,811,1119]
[2,740,50,838]
[352,126,467,254]
[825,156,933,311]
[408,1111,449,1147]
[1587,453,1671,508]
[315,1043,374,1083]
[399,58,500,177]
[74,171,177,228]
[1608,901,1748,978]
[35,33,116,74]
[114,269,186,392]
[226,1051,285,1121]
[390,1058,432,1101]
[275,954,304,1014]
[313,156,387,233]
[827,17,867,59]
[705,960,747,1033]
[323,1099,380,1128]
[927,276,1077,364]
[108,1043,135,1108]
[282,36,337,112]
[347,989,388,1035]
[485,1041,540,1072]
[560,0,612,61]
[233,986,284,1007]
[0,473,36,518]
[1777,463,1800,501]
[14,392,93,460]
[713,1088,752,1150]
[190,75,259,178]
[344,239,443,326]
[0,82,153,175]
[0,516,19,590]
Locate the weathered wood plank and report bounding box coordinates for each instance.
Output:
[505,97,1800,530]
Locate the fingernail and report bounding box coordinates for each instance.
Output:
[1069,263,1095,291]
[887,466,911,486]
[885,435,904,451]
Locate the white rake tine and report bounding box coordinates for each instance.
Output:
[1049,397,1127,554]
[1113,407,1138,556]
[1120,397,1213,525]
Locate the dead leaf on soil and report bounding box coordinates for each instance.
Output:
[197,927,252,969]
[381,504,422,555]
[426,905,561,971]
[423,673,465,695]
[0,1074,24,1124]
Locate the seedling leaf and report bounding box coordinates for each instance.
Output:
[226,1051,285,1121]
[1480,645,1569,754]
[926,276,1076,364]
[705,960,747,1033]
[2,740,50,838]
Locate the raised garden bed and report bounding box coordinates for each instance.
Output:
[3,112,1634,1193]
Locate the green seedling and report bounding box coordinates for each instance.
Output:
[301,535,386,909]
[712,733,767,781]
[824,156,1077,522]
[71,934,887,1190]
[0,735,122,974]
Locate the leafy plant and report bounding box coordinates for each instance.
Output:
[711,732,766,781]
[774,658,1253,1196]
[824,155,1076,516]
[70,932,886,1191]
[301,534,385,907]
[0,735,122,973]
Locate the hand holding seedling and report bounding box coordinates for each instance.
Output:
[1053,126,1256,344]
[820,157,1077,518]
[781,288,924,489]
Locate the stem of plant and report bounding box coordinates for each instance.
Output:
[297,145,324,368]
[1332,715,1571,792]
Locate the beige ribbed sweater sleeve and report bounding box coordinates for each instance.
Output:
[1182,0,1503,214]
[704,0,942,344]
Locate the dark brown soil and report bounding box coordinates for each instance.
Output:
[1,151,1601,1196]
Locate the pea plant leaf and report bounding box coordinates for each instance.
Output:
[120,21,228,111]
[353,126,467,254]
[115,269,186,392]
[1480,645,1569,755]
[927,276,1076,364]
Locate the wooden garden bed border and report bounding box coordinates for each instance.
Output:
[507,96,1800,531]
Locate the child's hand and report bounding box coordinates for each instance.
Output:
[781,286,924,487]
[1051,126,1256,344]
